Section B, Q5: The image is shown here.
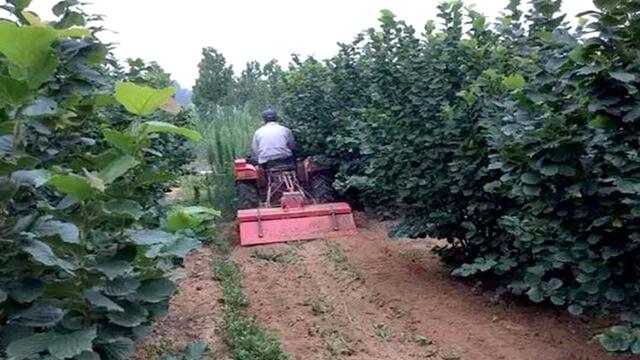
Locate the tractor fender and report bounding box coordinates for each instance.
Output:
[234,159,258,181]
[303,158,330,182]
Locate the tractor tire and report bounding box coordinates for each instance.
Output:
[236,180,259,209]
[310,171,337,203]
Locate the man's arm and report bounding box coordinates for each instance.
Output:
[249,131,259,164]
[286,128,297,154]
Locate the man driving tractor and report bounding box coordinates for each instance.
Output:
[234,107,357,246]
[249,108,296,169]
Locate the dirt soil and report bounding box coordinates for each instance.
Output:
[232,215,619,360]
[134,247,230,360]
[139,214,623,360]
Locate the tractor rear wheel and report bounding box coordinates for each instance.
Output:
[236,180,259,209]
[310,171,337,203]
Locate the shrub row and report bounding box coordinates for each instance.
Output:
[0,2,210,359]
[280,0,640,352]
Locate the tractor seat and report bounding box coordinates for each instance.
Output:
[264,157,296,172]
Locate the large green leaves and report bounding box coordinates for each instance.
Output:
[32,217,79,244]
[95,337,134,360]
[103,199,144,219]
[130,229,172,245]
[142,121,202,141]
[6,332,56,360]
[114,82,174,116]
[165,206,220,232]
[6,327,97,360]
[12,303,63,327]
[0,75,30,105]
[46,174,97,201]
[22,240,75,273]
[137,278,176,303]
[0,21,59,88]
[98,155,139,184]
[106,301,147,327]
[102,129,138,154]
[0,3,204,359]
[48,327,97,359]
[84,290,124,312]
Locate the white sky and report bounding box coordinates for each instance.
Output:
[28,0,594,89]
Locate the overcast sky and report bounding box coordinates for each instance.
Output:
[29,0,594,89]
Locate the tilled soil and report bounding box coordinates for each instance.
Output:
[139,215,620,360]
[232,217,617,360]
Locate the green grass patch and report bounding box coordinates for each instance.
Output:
[212,256,289,360]
[323,242,364,283]
[251,246,301,270]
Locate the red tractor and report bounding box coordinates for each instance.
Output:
[233,158,357,246]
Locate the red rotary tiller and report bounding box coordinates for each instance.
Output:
[233,158,357,246]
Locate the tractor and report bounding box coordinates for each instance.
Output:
[233,157,357,246]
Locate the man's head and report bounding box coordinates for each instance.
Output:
[261,108,278,123]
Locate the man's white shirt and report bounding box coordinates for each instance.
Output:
[251,122,296,164]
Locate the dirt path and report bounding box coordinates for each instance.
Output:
[134,247,230,359]
[232,216,618,360]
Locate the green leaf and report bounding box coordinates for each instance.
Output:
[593,0,620,10]
[568,46,588,65]
[6,332,56,360]
[95,260,133,280]
[130,229,172,245]
[610,71,635,83]
[0,21,59,88]
[605,287,625,302]
[107,301,147,327]
[547,278,563,290]
[0,288,6,304]
[8,0,32,9]
[134,171,174,186]
[102,128,138,154]
[84,290,124,312]
[539,164,559,176]
[98,155,139,184]
[75,351,101,360]
[502,74,525,90]
[142,121,202,141]
[0,75,30,105]
[184,341,207,360]
[568,304,584,315]
[152,236,200,258]
[114,82,174,116]
[7,278,44,303]
[32,217,79,244]
[103,199,144,219]
[526,286,544,303]
[104,277,140,297]
[47,174,97,201]
[11,169,51,187]
[588,115,614,129]
[520,172,540,185]
[48,327,96,359]
[23,98,57,116]
[95,337,134,360]
[0,135,13,157]
[56,27,91,38]
[596,326,634,352]
[13,303,63,327]
[22,240,75,273]
[165,206,220,232]
[623,105,640,123]
[137,278,176,303]
[0,22,57,68]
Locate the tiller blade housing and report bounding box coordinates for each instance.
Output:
[238,202,357,246]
